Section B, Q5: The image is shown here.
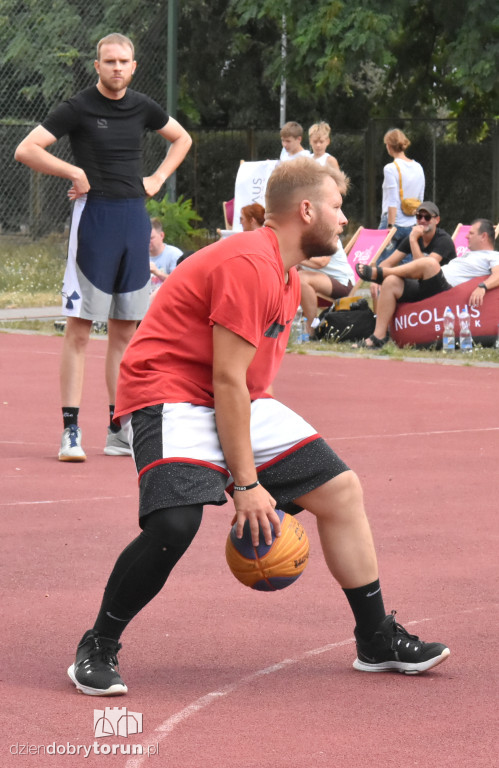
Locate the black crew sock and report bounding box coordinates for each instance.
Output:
[62,407,79,429]
[93,531,186,641]
[343,579,386,640]
[109,405,120,433]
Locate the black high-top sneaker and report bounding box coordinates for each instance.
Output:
[67,629,127,695]
[353,611,450,675]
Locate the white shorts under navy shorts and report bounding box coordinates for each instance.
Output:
[121,399,350,523]
[62,195,151,321]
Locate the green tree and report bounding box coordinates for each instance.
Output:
[227,0,499,131]
[1,0,496,131]
[0,0,169,121]
[387,0,499,135]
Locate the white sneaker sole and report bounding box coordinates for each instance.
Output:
[58,452,87,462]
[103,445,132,456]
[67,664,128,696]
[353,647,450,675]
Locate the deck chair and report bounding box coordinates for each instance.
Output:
[222,198,235,229]
[451,223,471,257]
[223,160,247,231]
[316,227,395,310]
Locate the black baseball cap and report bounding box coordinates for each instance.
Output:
[416,201,439,217]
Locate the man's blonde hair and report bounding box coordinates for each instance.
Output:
[96,33,135,60]
[265,157,348,217]
[309,121,331,140]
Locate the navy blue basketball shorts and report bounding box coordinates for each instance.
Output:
[62,195,151,321]
[121,399,350,525]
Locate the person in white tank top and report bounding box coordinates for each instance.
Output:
[308,121,340,171]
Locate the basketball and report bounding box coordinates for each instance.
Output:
[225,509,309,591]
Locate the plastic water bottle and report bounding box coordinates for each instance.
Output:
[442,307,455,352]
[292,307,303,344]
[300,315,310,343]
[459,307,473,352]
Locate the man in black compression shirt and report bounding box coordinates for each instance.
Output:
[15,32,191,462]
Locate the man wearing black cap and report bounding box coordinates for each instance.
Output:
[381,202,455,270]
[355,201,456,347]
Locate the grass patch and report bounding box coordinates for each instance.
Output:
[0,235,66,308]
[287,337,499,365]
[0,319,64,334]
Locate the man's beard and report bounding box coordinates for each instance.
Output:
[100,72,133,92]
[300,216,339,259]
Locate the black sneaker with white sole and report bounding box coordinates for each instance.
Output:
[353,611,450,675]
[67,629,127,696]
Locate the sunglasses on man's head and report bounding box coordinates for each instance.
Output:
[415,213,433,221]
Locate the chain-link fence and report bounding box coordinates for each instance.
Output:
[5,120,498,242]
[1,1,498,240]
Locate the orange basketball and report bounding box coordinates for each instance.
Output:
[225,510,309,591]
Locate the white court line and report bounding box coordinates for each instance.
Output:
[0,495,134,508]
[2,426,498,451]
[125,609,493,768]
[123,641,352,768]
[30,349,106,358]
[326,426,499,442]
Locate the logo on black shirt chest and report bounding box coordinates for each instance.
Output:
[97,118,108,129]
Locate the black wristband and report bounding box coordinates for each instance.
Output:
[478,282,488,291]
[233,480,260,492]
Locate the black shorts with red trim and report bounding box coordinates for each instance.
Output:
[125,401,350,524]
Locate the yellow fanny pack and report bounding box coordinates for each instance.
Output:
[394,161,421,216]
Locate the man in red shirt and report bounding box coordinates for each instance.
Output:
[67,158,449,696]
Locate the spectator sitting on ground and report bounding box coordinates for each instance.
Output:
[355,218,498,348]
[279,121,311,162]
[240,203,265,231]
[308,122,340,171]
[149,217,183,294]
[299,241,355,337]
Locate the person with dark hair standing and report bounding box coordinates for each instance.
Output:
[15,32,191,461]
[65,159,449,697]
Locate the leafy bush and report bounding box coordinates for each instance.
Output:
[146,193,210,251]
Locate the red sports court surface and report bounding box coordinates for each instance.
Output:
[1,332,497,768]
